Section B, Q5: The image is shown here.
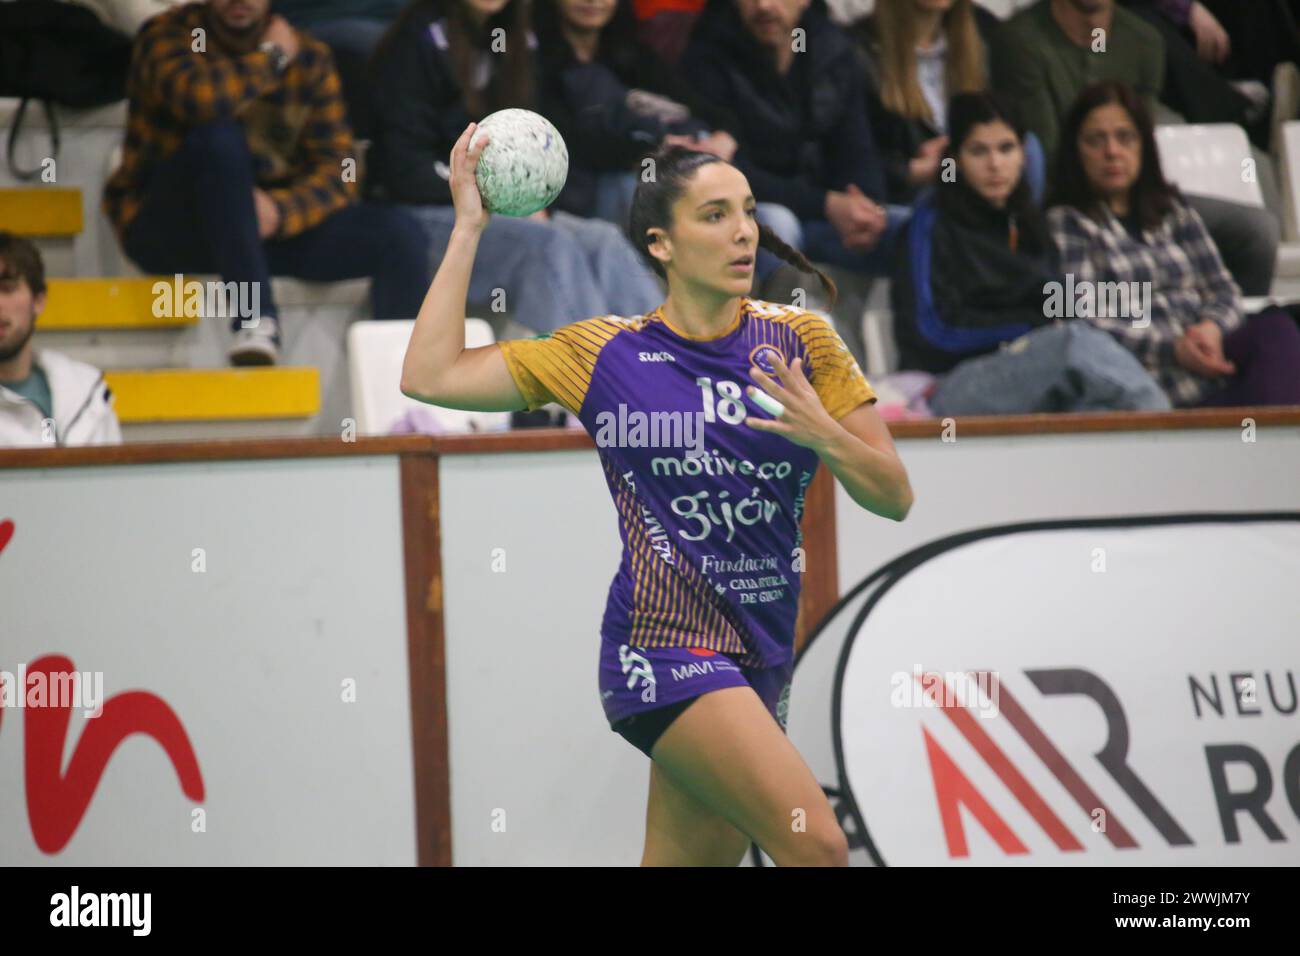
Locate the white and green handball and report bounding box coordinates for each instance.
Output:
[469,109,569,217]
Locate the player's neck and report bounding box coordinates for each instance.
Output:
[661,290,745,341]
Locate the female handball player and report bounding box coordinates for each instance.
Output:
[401,123,914,866]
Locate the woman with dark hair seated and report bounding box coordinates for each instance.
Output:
[1048,81,1300,408]
[892,91,1169,415]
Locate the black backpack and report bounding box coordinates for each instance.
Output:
[0,0,133,180]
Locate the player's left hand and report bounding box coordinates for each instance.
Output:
[745,354,840,451]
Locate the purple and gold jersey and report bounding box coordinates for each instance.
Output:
[498,297,875,669]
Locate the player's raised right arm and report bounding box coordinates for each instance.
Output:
[400,123,527,413]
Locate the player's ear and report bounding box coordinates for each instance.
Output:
[645,227,671,267]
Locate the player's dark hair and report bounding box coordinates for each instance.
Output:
[627,145,838,307]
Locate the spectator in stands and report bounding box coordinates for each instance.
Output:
[629,0,706,66]
[103,0,432,366]
[1114,1,1274,149]
[275,0,406,138]
[848,0,1043,206]
[366,0,663,332]
[991,0,1281,297]
[1048,82,1300,407]
[534,0,739,229]
[0,233,123,446]
[680,0,897,298]
[1120,1,1300,149]
[893,93,1169,414]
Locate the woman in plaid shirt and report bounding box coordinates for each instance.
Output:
[1046,81,1300,407]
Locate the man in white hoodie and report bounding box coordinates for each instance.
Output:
[0,233,123,447]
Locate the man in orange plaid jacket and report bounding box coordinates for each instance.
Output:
[103,0,431,365]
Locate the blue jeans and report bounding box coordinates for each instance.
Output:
[754,202,912,279]
[591,171,639,232]
[928,323,1172,415]
[409,205,664,334]
[121,119,432,333]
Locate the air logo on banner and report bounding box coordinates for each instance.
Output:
[834,517,1300,865]
[914,668,1196,857]
[0,519,206,854]
[913,667,1299,858]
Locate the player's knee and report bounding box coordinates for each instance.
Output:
[806,824,850,867]
[770,818,849,867]
[680,830,752,867]
[641,823,751,867]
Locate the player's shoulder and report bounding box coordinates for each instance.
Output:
[556,311,657,338]
[749,299,865,376]
[747,298,837,336]
[528,311,659,359]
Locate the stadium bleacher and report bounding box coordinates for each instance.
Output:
[3,0,1299,442]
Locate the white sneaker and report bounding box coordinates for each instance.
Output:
[228,316,281,366]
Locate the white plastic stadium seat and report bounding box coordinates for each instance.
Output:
[1154,124,1264,208]
[347,318,510,435]
[860,278,899,379]
[1277,121,1300,242]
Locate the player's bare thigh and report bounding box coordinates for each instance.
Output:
[648,685,848,866]
[641,760,752,866]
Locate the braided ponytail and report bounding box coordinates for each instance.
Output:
[756,223,838,309]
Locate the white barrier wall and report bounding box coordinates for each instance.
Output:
[0,456,417,864]
[438,450,634,866]
[437,425,1300,865]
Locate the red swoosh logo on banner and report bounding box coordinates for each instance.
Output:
[21,655,205,854]
[918,672,1083,854]
[0,521,11,741]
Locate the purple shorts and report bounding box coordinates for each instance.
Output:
[598,640,793,734]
